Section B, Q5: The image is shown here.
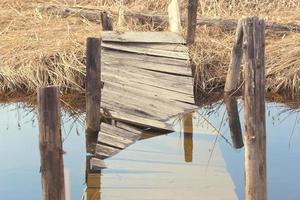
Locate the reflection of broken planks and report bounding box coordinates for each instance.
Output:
[95,123,142,158]
[101,31,196,131]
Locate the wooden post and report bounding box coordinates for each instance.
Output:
[86,37,101,134]
[186,0,198,44]
[117,0,125,28]
[243,17,266,200]
[224,94,243,149]
[183,113,193,162]
[168,0,182,33]
[224,19,244,93]
[100,12,113,31]
[38,86,65,200]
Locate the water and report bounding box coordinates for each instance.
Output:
[0,101,300,199]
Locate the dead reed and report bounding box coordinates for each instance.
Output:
[0,0,299,96]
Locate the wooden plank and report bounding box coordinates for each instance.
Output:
[101,31,186,44]
[95,144,120,158]
[90,157,107,170]
[108,110,174,131]
[102,80,195,105]
[102,66,193,95]
[111,43,188,52]
[98,131,132,149]
[101,42,188,59]
[100,123,141,142]
[103,54,191,76]
[103,48,189,67]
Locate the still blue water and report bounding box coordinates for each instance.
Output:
[0,101,299,199]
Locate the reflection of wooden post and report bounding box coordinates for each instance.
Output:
[183,113,193,162]
[101,12,113,31]
[83,156,101,200]
[187,0,198,44]
[86,37,101,134]
[38,86,65,200]
[224,95,243,149]
[243,17,266,200]
[224,19,243,93]
[168,0,182,33]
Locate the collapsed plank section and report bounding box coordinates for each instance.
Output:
[100,31,196,131]
[95,123,142,158]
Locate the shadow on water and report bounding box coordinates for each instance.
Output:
[1,94,300,199]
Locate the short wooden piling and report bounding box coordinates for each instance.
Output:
[224,95,243,149]
[101,12,113,31]
[187,0,198,45]
[243,17,267,200]
[86,37,101,134]
[38,86,65,200]
[224,19,244,93]
[168,0,182,33]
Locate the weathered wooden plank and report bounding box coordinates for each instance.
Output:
[90,157,107,170]
[103,48,188,67]
[98,131,132,149]
[111,43,188,52]
[95,144,120,158]
[103,80,195,105]
[101,42,188,59]
[101,31,186,44]
[108,110,174,131]
[100,123,141,142]
[102,66,193,95]
[103,55,191,77]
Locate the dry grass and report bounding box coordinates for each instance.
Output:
[0,0,300,97]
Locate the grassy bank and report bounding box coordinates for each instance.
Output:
[0,0,299,96]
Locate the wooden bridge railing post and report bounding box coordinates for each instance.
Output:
[168,0,182,33]
[187,0,198,45]
[224,19,244,93]
[101,12,113,31]
[86,37,101,134]
[243,17,267,200]
[38,86,65,200]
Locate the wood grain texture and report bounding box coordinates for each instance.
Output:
[86,38,101,134]
[243,17,267,200]
[100,32,195,131]
[38,86,65,200]
[101,31,186,44]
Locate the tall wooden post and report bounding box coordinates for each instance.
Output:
[224,94,243,149]
[168,0,182,33]
[86,37,101,134]
[183,113,193,162]
[187,0,198,44]
[224,19,244,93]
[38,86,65,200]
[243,17,266,200]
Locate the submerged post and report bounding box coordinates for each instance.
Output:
[187,0,198,45]
[224,19,244,93]
[243,17,266,200]
[38,86,65,200]
[183,113,193,162]
[86,37,101,134]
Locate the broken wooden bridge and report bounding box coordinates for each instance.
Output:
[86,31,197,166]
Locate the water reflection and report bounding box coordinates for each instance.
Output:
[2,100,300,199]
[83,156,102,200]
[182,113,193,162]
[223,95,243,149]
